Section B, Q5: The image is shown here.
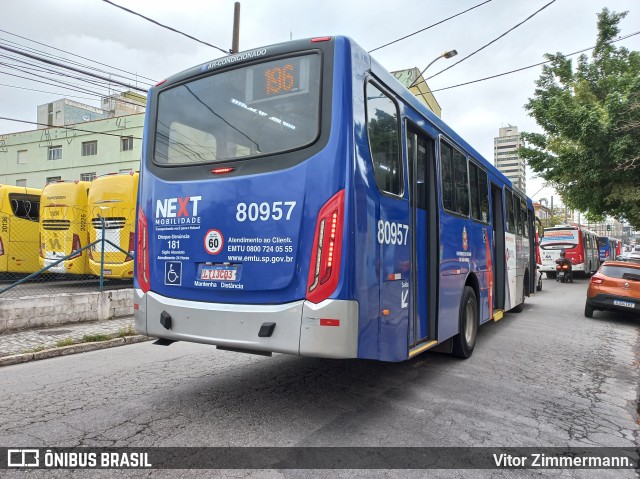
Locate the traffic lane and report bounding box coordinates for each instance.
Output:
[0,279,637,456]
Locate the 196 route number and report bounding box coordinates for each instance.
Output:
[378,220,409,245]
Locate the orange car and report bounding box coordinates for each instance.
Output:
[585,260,640,317]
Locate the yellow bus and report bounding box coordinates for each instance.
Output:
[39,180,90,275]
[0,185,41,274]
[87,171,139,279]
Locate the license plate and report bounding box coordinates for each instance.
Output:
[199,265,238,282]
[613,299,635,309]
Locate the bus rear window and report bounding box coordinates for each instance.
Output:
[8,194,40,222]
[154,53,321,166]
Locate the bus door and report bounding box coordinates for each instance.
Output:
[406,125,437,348]
[491,184,506,312]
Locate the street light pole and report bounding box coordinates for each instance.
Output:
[409,49,458,89]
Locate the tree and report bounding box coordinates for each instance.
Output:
[520,9,640,229]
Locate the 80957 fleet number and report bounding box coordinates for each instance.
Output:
[378,220,409,245]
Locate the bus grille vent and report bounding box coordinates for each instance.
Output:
[42,219,71,230]
[91,217,127,229]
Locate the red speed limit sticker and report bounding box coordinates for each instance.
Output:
[204,229,224,254]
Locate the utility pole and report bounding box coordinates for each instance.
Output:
[231,2,240,54]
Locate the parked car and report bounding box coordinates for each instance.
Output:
[616,253,640,263]
[585,260,640,317]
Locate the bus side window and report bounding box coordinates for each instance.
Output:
[440,142,454,211]
[469,162,489,224]
[478,169,489,223]
[453,149,469,217]
[469,162,480,221]
[365,82,401,196]
[522,207,528,238]
[505,189,514,233]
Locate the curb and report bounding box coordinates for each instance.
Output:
[0,335,153,368]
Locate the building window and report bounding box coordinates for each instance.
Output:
[46,176,61,184]
[80,172,96,182]
[16,179,27,187]
[17,150,28,164]
[48,146,62,161]
[82,140,97,156]
[121,136,134,151]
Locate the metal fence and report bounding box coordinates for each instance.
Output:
[0,210,134,299]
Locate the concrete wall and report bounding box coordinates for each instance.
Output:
[0,289,133,333]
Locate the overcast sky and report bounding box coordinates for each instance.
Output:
[1,0,639,203]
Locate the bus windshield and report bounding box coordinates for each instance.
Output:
[154,53,321,166]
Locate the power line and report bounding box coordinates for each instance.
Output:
[368,0,494,53]
[0,82,99,102]
[0,37,153,87]
[0,56,126,94]
[0,44,147,93]
[429,30,640,93]
[425,0,556,81]
[101,0,229,54]
[0,68,116,97]
[0,116,142,140]
[0,29,155,83]
[0,69,149,110]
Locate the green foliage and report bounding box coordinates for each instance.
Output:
[55,338,75,348]
[81,333,111,343]
[520,9,640,228]
[116,324,136,337]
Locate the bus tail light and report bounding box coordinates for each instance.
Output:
[306,189,345,304]
[136,207,150,293]
[39,233,43,258]
[0,236,4,256]
[126,232,135,261]
[69,234,82,259]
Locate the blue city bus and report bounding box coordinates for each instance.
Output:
[134,36,537,362]
[597,236,619,263]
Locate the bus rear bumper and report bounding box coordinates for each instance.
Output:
[134,289,358,359]
[88,259,135,278]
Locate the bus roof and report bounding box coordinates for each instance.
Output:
[42,181,90,203]
[151,35,531,205]
[0,184,42,198]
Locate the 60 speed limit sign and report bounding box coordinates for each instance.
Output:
[204,229,224,254]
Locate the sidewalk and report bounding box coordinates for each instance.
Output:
[0,316,151,366]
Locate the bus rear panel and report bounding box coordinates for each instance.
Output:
[40,181,90,275]
[88,172,139,279]
[135,38,359,358]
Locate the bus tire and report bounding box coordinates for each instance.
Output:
[452,286,478,359]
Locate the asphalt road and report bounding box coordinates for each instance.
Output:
[1,276,638,478]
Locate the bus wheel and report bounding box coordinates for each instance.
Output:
[452,286,478,359]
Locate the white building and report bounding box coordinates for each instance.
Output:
[494,126,525,191]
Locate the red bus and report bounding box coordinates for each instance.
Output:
[539,225,599,277]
